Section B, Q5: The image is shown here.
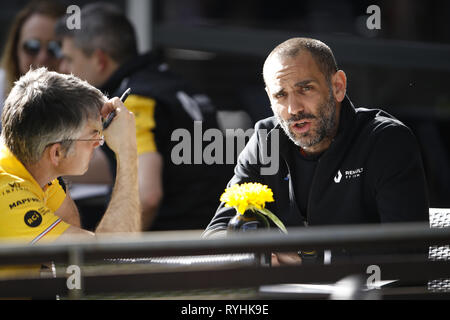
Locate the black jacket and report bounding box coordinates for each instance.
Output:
[204,96,429,237]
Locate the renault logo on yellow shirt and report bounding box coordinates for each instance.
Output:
[24,210,42,228]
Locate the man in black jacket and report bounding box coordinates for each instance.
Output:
[56,3,230,231]
[203,38,429,265]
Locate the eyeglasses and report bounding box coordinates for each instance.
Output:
[65,136,105,146]
[48,135,105,147]
[22,39,62,59]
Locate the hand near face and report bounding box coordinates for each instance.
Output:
[101,97,136,156]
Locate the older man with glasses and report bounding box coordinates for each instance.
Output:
[0,67,140,243]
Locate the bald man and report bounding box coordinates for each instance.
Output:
[203,38,429,265]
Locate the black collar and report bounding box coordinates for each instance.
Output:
[100,52,158,95]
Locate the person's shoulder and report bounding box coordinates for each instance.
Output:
[355,107,420,157]
[0,175,41,212]
[127,56,187,94]
[0,168,31,184]
[251,116,280,144]
[254,116,277,131]
[356,107,414,139]
[0,173,29,192]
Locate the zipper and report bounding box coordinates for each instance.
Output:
[284,158,307,226]
[306,158,321,224]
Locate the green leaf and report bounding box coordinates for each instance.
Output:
[258,208,288,234]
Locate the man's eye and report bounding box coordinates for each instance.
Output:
[275,92,286,98]
[302,86,312,92]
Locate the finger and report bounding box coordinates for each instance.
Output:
[278,253,302,265]
[110,97,122,107]
[271,253,280,267]
[100,100,116,118]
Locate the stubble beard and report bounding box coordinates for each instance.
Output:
[276,88,337,149]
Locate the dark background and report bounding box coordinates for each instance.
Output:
[1,0,449,207]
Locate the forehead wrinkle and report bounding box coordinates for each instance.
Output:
[272,76,316,93]
[265,53,323,93]
[295,79,316,87]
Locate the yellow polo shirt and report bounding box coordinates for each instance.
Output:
[123,94,157,155]
[0,143,70,244]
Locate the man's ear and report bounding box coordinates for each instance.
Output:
[331,70,347,103]
[93,49,108,72]
[47,143,64,167]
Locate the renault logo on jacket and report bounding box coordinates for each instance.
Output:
[334,168,364,183]
[334,170,343,183]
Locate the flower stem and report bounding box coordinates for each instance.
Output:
[258,208,288,234]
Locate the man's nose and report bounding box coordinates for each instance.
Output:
[287,95,305,115]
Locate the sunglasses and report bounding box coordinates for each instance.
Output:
[22,39,62,59]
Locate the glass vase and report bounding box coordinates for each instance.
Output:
[227,210,270,232]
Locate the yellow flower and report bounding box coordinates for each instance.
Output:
[220,182,287,233]
[220,182,274,215]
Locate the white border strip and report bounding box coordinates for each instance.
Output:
[30,218,62,245]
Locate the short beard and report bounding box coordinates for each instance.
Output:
[276,86,337,149]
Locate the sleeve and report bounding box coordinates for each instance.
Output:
[367,124,429,223]
[124,94,158,155]
[202,125,267,238]
[45,178,67,212]
[0,187,70,244]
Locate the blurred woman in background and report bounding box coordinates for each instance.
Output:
[0,0,65,108]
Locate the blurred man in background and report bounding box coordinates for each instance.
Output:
[56,3,230,231]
